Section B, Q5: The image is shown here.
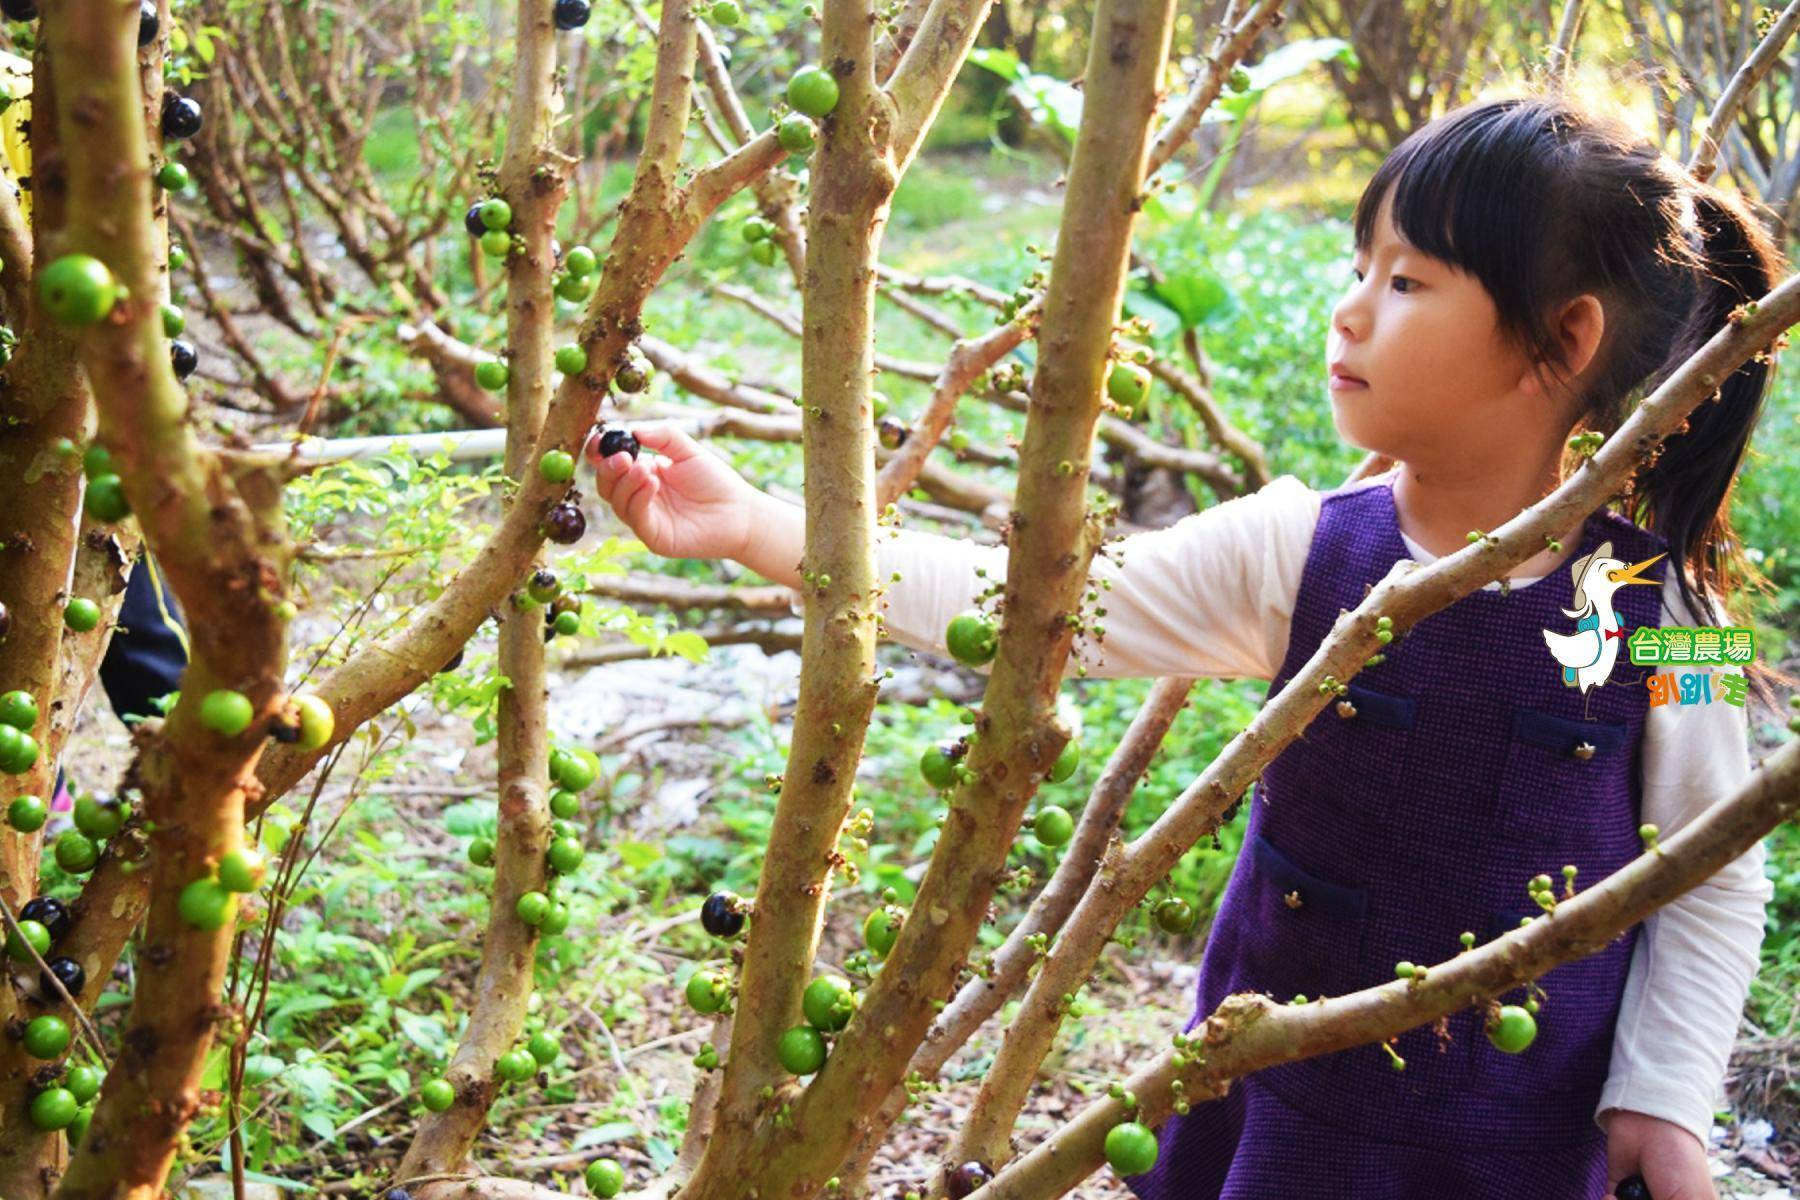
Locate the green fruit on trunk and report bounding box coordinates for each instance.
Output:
[1486,1004,1537,1054]
[478,198,512,230]
[741,216,773,243]
[541,900,571,935]
[420,1077,456,1112]
[82,445,114,477]
[495,1047,537,1082]
[1033,805,1074,847]
[85,473,131,522]
[23,1015,71,1059]
[563,244,597,276]
[516,890,551,926]
[1153,897,1194,935]
[547,836,585,875]
[479,228,511,258]
[5,919,49,962]
[750,239,778,266]
[527,1031,561,1065]
[65,1064,102,1104]
[54,831,100,874]
[73,794,125,839]
[67,1103,92,1147]
[0,689,38,730]
[554,344,588,375]
[708,0,741,25]
[156,161,191,191]
[556,271,596,301]
[801,974,854,1032]
[549,789,580,819]
[776,114,816,154]
[63,598,101,633]
[1107,361,1151,406]
[29,1087,77,1131]
[1104,1120,1159,1176]
[6,794,46,832]
[468,837,495,867]
[919,742,959,790]
[200,689,255,737]
[552,746,600,792]
[0,726,37,774]
[177,877,235,930]
[39,255,118,326]
[540,448,577,481]
[553,610,581,636]
[585,1158,624,1197]
[475,359,510,391]
[160,301,185,337]
[686,968,730,1014]
[786,66,839,118]
[775,1024,827,1075]
[217,847,267,893]
[945,610,998,667]
[1049,737,1080,783]
[862,905,901,957]
[293,693,334,751]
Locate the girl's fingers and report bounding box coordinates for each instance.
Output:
[611,458,655,522]
[621,468,661,531]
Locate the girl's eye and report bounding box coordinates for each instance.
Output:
[1349,267,1416,294]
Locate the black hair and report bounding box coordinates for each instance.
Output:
[1351,90,1794,714]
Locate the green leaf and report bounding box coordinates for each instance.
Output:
[1147,265,1236,330]
[614,841,664,871]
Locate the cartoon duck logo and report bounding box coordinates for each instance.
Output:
[1542,540,1665,704]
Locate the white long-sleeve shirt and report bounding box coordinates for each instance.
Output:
[798,473,1771,1150]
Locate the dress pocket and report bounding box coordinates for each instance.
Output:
[1230,831,1369,1006]
[1277,681,1416,816]
[1495,706,1630,843]
[1465,906,1629,1100]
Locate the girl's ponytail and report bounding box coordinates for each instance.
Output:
[1624,181,1792,712]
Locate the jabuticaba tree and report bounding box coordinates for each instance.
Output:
[0,0,1796,1197]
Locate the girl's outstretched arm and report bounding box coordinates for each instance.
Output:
[775,474,1318,682]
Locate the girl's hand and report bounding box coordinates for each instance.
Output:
[1602,1109,1715,1200]
[585,422,761,561]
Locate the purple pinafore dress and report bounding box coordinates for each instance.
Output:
[1126,471,1668,1200]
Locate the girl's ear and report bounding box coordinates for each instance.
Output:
[1518,293,1606,403]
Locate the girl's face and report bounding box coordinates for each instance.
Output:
[1327,193,1568,474]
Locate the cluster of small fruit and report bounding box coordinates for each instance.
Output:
[0,686,38,775]
[516,565,587,643]
[537,425,637,549]
[3,893,101,1138]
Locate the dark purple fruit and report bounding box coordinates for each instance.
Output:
[0,600,9,640]
[137,0,159,45]
[700,891,745,938]
[170,339,197,380]
[463,203,488,238]
[553,0,590,29]
[598,429,639,461]
[1615,1177,1651,1200]
[877,417,908,450]
[20,897,71,941]
[439,647,465,674]
[268,711,301,743]
[161,94,203,140]
[946,1162,993,1198]
[20,895,70,942]
[542,501,586,545]
[41,956,84,999]
[0,0,38,21]
[613,362,648,393]
[384,1191,414,1200]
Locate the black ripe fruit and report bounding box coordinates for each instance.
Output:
[463,203,489,238]
[543,501,586,545]
[1615,1178,1650,1200]
[700,891,745,938]
[598,428,639,461]
[946,1162,994,1199]
[161,94,203,140]
[21,896,71,941]
[170,339,198,380]
[42,956,84,999]
[553,0,590,29]
[0,600,10,640]
[439,647,465,674]
[137,0,159,45]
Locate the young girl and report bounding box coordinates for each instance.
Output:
[586,94,1783,1200]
